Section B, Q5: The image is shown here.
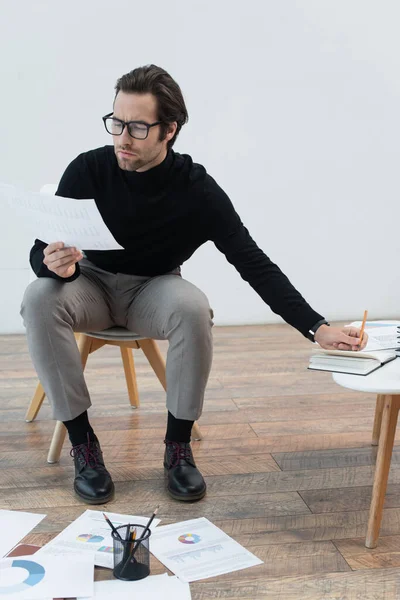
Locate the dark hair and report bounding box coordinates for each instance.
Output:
[115,65,188,149]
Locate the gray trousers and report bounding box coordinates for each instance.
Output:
[20,259,213,422]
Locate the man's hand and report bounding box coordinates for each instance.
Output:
[314,324,368,351]
[43,242,83,278]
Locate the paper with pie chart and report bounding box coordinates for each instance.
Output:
[150,517,263,582]
[0,553,93,599]
[36,509,160,569]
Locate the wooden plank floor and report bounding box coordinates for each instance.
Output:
[2,323,400,599]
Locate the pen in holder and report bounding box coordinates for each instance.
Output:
[111,524,151,581]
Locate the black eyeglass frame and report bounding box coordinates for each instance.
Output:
[102,112,162,140]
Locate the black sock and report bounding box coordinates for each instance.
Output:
[166,411,194,443]
[63,410,96,447]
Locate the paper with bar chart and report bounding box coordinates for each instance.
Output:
[36,509,160,569]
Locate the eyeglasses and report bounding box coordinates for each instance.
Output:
[102,113,161,140]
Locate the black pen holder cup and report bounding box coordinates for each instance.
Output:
[111,524,151,581]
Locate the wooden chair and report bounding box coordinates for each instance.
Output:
[26,327,202,463]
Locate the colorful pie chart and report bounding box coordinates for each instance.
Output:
[77,533,104,543]
[0,559,45,594]
[178,533,201,544]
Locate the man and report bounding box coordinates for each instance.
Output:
[21,65,367,505]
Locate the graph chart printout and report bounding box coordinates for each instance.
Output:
[36,510,160,569]
[150,517,263,582]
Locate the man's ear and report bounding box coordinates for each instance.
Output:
[165,121,178,142]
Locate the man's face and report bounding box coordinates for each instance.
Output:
[112,91,172,172]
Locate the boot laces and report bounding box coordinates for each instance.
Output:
[165,440,192,467]
[70,435,100,468]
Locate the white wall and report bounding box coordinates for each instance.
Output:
[1,0,399,333]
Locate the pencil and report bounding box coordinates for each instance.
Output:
[359,310,368,347]
[102,512,123,541]
[119,526,138,576]
[121,523,134,565]
[130,506,159,560]
[128,528,137,558]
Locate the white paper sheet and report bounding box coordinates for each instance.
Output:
[77,573,191,599]
[150,517,263,583]
[0,553,93,599]
[1,182,123,250]
[0,510,46,558]
[36,509,160,569]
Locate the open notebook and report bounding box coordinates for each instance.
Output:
[308,349,397,375]
[348,321,400,352]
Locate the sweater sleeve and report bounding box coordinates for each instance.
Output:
[29,154,93,282]
[207,177,324,337]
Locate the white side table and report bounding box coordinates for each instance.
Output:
[333,357,400,548]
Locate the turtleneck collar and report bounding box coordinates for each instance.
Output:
[119,149,174,193]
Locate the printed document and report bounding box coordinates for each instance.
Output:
[77,573,191,600]
[0,553,93,599]
[37,509,160,569]
[2,182,123,250]
[150,517,263,582]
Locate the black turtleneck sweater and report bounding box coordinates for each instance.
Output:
[30,146,324,337]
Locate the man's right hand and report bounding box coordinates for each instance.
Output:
[43,242,83,278]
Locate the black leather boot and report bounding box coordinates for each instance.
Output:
[164,440,206,501]
[70,437,114,504]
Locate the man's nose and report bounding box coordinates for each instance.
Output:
[120,125,132,144]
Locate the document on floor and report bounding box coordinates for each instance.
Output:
[0,510,46,559]
[77,573,191,600]
[36,509,160,569]
[150,517,263,583]
[1,182,123,250]
[347,320,400,352]
[0,553,93,599]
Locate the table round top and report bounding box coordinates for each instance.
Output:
[333,357,400,394]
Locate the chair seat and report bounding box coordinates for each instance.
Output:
[84,327,144,341]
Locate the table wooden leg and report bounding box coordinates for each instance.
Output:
[372,394,385,446]
[366,394,400,548]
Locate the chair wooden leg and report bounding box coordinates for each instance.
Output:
[138,339,167,390]
[372,394,385,446]
[365,394,400,548]
[47,421,67,464]
[120,347,140,408]
[192,421,202,441]
[77,334,93,368]
[25,383,46,422]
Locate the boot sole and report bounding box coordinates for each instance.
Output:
[164,468,206,502]
[167,487,206,502]
[74,482,115,505]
